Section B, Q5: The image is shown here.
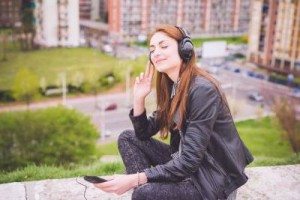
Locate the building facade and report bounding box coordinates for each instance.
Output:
[106,0,251,40]
[35,0,80,47]
[248,0,300,76]
[79,0,91,20]
[0,0,21,28]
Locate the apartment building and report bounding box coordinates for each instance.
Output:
[106,0,251,40]
[248,0,300,76]
[35,0,80,47]
[79,0,91,20]
[79,0,107,21]
[99,0,108,23]
[0,0,21,28]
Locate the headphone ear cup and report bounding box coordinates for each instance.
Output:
[179,38,194,62]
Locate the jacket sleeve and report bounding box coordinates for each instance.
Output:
[129,109,160,140]
[144,82,221,182]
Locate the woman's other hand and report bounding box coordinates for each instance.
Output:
[133,62,155,116]
[94,173,147,195]
[133,62,154,102]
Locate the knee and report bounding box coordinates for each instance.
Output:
[117,129,135,145]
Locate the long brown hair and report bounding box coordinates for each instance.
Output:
[150,24,228,139]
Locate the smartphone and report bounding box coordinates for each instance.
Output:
[84,176,108,183]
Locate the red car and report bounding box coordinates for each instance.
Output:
[104,103,117,111]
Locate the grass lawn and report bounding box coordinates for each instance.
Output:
[0,47,147,90]
[236,117,300,167]
[1,116,299,184]
[97,141,119,157]
[0,36,246,91]
[0,162,124,184]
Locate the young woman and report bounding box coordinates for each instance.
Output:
[94,24,253,200]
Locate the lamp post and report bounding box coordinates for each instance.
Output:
[126,66,131,107]
[59,72,67,106]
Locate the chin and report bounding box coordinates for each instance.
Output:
[155,67,165,73]
[155,64,169,73]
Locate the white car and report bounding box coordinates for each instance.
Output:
[248,92,264,102]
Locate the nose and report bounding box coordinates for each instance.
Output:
[152,49,162,59]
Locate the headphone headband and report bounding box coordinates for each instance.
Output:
[175,26,190,39]
[149,26,194,64]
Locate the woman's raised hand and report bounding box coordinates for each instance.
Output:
[133,62,155,102]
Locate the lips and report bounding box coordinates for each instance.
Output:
[155,58,166,64]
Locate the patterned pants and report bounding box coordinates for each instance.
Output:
[117,129,237,200]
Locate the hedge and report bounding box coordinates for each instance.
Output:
[0,106,99,171]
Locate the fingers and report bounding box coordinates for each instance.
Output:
[134,60,155,86]
[94,178,122,194]
[94,179,114,188]
[135,76,140,84]
[93,175,115,188]
[93,174,129,196]
[139,72,144,80]
[145,61,150,77]
[135,72,145,85]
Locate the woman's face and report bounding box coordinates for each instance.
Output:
[149,32,182,74]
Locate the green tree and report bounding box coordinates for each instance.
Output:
[12,67,39,108]
[0,29,12,62]
[1,33,7,61]
[20,0,36,51]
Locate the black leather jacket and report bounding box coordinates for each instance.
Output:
[129,76,254,200]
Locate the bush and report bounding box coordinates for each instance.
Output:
[0,106,99,171]
[12,67,39,107]
[0,90,15,102]
[99,72,119,89]
[268,73,300,88]
[272,98,300,154]
[67,84,83,93]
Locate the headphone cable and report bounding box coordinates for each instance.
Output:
[76,177,88,200]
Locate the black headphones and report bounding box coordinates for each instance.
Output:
[149,26,194,65]
[175,26,194,63]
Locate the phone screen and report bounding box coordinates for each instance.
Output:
[84,176,108,183]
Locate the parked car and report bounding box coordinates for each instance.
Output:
[248,91,264,102]
[102,44,113,54]
[254,73,265,80]
[234,68,241,73]
[105,103,118,111]
[291,88,300,98]
[247,71,255,77]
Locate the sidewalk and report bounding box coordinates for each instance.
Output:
[0,164,299,200]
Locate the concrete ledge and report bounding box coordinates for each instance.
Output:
[0,164,299,200]
[0,182,26,200]
[237,164,300,199]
